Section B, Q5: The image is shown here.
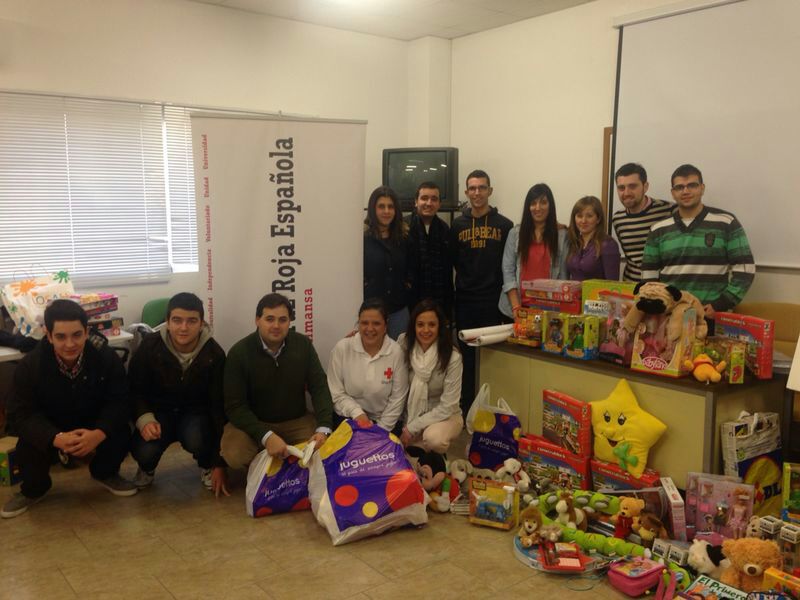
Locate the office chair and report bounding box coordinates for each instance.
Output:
[141,297,170,328]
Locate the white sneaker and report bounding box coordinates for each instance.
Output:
[200,468,213,490]
[133,468,155,488]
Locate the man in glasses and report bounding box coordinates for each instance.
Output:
[641,164,755,319]
[449,169,512,416]
[612,163,675,282]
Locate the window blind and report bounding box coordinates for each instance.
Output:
[0,92,198,284]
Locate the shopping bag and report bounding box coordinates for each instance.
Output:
[1,271,75,339]
[721,411,782,516]
[465,383,522,470]
[308,419,428,546]
[245,443,312,517]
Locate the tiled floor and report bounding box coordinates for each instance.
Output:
[0,445,627,600]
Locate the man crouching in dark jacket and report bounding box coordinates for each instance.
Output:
[2,299,137,519]
[129,293,228,497]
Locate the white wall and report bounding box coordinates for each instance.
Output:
[450,0,800,303]
[0,0,412,323]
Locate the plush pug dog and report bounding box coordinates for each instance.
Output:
[620,281,708,344]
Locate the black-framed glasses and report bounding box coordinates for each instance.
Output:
[672,182,702,192]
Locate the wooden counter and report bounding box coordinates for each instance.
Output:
[478,342,786,488]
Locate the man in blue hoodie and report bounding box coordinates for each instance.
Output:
[449,170,513,416]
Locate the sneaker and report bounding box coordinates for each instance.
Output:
[133,468,155,488]
[1,492,43,518]
[95,474,139,497]
[200,468,213,490]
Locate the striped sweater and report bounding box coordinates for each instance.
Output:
[641,205,755,312]
[612,197,674,282]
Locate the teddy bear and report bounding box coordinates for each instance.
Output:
[687,539,730,581]
[632,511,668,548]
[611,496,645,539]
[495,457,531,493]
[554,490,588,530]
[719,537,783,592]
[619,282,708,346]
[517,505,544,548]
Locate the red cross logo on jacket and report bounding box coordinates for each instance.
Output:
[384,367,393,380]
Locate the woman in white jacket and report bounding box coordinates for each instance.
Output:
[499,183,569,319]
[397,299,463,454]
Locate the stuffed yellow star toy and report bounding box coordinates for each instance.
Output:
[590,379,666,478]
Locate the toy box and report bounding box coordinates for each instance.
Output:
[695,336,747,384]
[764,568,800,599]
[715,312,775,379]
[563,314,600,360]
[678,574,748,599]
[688,475,754,540]
[89,317,124,337]
[660,476,687,542]
[581,279,637,303]
[468,477,519,530]
[509,307,544,348]
[70,293,119,318]
[542,311,567,354]
[519,435,591,491]
[631,309,696,378]
[521,279,582,314]
[0,436,20,486]
[684,472,741,539]
[761,515,785,539]
[542,389,592,457]
[590,458,660,491]
[783,462,800,524]
[780,524,800,571]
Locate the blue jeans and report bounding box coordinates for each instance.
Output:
[131,409,214,472]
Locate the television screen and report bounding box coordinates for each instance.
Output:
[383,147,458,210]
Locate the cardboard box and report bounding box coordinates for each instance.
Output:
[542,389,592,457]
[542,311,567,354]
[519,435,591,490]
[783,462,800,525]
[715,312,774,379]
[508,307,543,348]
[521,279,582,314]
[468,477,519,530]
[0,436,21,486]
[631,310,696,378]
[660,476,688,542]
[563,314,599,360]
[697,336,746,384]
[764,567,800,599]
[590,458,660,491]
[581,279,637,304]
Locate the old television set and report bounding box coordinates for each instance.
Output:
[382,147,459,210]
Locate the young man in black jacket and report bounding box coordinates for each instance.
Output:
[129,293,229,496]
[2,300,136,519]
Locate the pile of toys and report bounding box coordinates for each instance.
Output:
[70,292,123,336]
[508,278,775,381]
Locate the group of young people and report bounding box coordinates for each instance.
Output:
[2,160,755,519]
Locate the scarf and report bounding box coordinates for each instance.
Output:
[407,341,439,424]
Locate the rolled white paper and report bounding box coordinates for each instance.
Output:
[458,323,514,342]
[466,331,512,347]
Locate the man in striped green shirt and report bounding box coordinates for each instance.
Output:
[641,164,755,318]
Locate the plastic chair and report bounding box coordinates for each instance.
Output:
[141,298,170,328]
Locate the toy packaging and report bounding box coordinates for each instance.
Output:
[783,462,800,524]
[539,542,591,572]
[521,279,582,314]
[519,435,591,490]
[721,411,782,517]
[697,336,747,384]
[780,523,800,571]
[563,314,600,360]
[0,436,20,486]
[509,307,544,348]
[542,389,592,457]
[764,567,800,599]
[468,477,519,530]
[583,280,637,365]
[581,279,637,304]
[684,472,740,539]
[631,309,696,378]
[542,311,567,354]
[590,458,660,491]
[715,312,775,379]
[687,475,754,540]
[678,574,748,599]
[660,477,687,542]
[607,556,664,596]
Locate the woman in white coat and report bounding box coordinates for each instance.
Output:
[397,299,463,455]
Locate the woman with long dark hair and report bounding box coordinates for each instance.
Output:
[397,299,462,455]
[499,183,569,318]
[566,196,620,281]
[363,186,410,339]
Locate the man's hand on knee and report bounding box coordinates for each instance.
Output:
[140,421,162,442]
[265,433,288,458]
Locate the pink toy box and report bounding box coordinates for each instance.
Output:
[630,309,696,378]
[686,474,754,540]
[519,435,591,491]
[542,389,591,457]
[715,312,775,379]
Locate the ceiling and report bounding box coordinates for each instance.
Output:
[189,0,596,41]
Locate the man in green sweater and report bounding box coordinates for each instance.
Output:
[221,293,333,469]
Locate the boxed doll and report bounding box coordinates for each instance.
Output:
[684,472,741,538]
[519,435,591,491]
[687,475,754,540]
[563,314,599,360]
[596,291,636,366]
[542,311,567,354]
[509,307,544,348]
[715,312,775,379]
[468,477,519,530]
[521,279,582,314]
[542,389,592,457]
[631,309,696,378]
[0,436,20,486]
[590,458,660,491]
